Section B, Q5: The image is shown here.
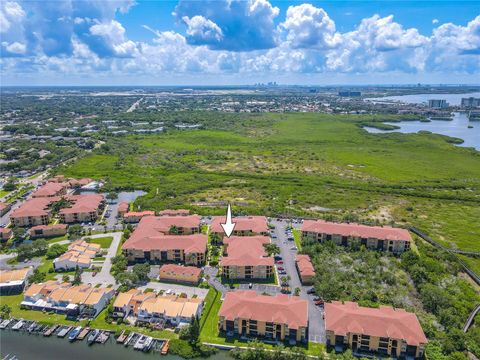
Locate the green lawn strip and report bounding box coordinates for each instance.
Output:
[46,235,69,244]
[292,229,302,251]
[457,255,480,276]
[0,190,10,198]
[88,236,113,249]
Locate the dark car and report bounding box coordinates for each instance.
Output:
[307,288,316,294]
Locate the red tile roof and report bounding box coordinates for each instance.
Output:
[0,228,12,236]
[219,291,308,330]
[29,224,68,232]
[210,216,268,234]
[158,209,190,216]
[295,255,315,277]
[123,211,155,218]
[159,264,202,277]
[128,215,201,234]
[325,301,427,346]
[0,202,9,212]
[220,236,274,267]
[123,233,207,254]
[302,220,412,242]
[10,197,58,218]
[31,182,66,198]
[118,202,129,212]
[59,194,104,215]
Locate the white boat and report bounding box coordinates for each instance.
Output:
[87,329,100,344]
[124,332,135,347]
[27,322,37,333]
[12,320,24,331]
[0,319,12,329]
[133,335,147,350]
[57,326,72,338]
[142,337,154,352]
[68,326,82,341]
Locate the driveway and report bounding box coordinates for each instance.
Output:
[270,219,326,344]
[81,232,122,287]
[138,282,209,298]
[0,253,41,270]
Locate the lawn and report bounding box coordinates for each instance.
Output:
[88,236,113,249]
[0,190,10,198]
[292,229,302,251]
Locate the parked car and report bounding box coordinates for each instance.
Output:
[290,246,297,251]
[92,272,97,277]
[248,283,253,289]
[279,270,287,275]
[307,288,316,294]
[276,260,284,264]
[277,267,285,271]
[274,255,282,261]
[314,300,324,306]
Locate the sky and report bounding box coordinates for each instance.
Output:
[0,0,479,86]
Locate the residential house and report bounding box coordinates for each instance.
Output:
[21,281,114,318]
[210,216,269,242]
[0,228,12,242]
[301,220,411,254]
[28,224,68,239]
[53,240,101,270]
[59,194,104,223]
[112,289,155,318]
[0,201,11,216]
[158,264,202,284]
[325,301,427,358]
[220,236,274,280]
[0,267,30,295]
[218,291,308,344]
[295,255,315,285]
[117,202,129,217]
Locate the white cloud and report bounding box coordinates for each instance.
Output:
[432,19,439,24]
[89,20,137,57]
[281,4,341,49]
[182,15,223,45]
[2,41,26,54]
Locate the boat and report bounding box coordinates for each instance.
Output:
[57,326,72,338]
[12,320,25,331]
[116,330,127,344]
[27,322,37,333]
[143,337,154,352]
[87,329,100,344]
[43,325,58,336]
[0,319,12,329]
[77,327,90,341]
[124,332,135,347]
[161,339,170,355]
[68,326,82,341]
[133,335,147,350]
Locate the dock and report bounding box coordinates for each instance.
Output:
[161,339,170,355]
[77,327,90,341]
[116,330,127,344]
[95,331,110,344]
[57,326,72,338]
[43,325,58,337]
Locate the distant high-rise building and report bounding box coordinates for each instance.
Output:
[428,99,448,109]
[338,91,361,97]
[461,97,480,108]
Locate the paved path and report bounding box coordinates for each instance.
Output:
[81,232,122,287]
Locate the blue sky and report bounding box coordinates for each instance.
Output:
[1,0,479,85]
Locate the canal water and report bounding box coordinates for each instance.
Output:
[0,330,230,360]
[363,112,479,150]
[364,92,480,106]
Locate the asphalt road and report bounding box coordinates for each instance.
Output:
[270,218,326,344]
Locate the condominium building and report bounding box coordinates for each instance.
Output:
[58,194,104,223]
[0,201,11,216]
[219,291,309,344]
[53,240,101,270]
[123,210,155,223]
[117,202,129,217]
[325,301,427,359]
[301,220,411,253]
[10,197,56,227]
[0,267,30,295]
[210,216,269,241]
[220,236,274,280]
[0,228,12,242]
[31,182,67,198]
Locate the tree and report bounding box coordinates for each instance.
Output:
[28,268,46,284]
[132,263,150,282]
[106,192,118,202]
[294,287,301,296]
[263,243,281,256]
[46,243,68,259]
[169,225,179,235]
[72,266,82,285]
[68,224,82,239]
[62,274,71,283]
[0,304,12,318]
[3,181,16,192]
[12,227,26,241]
[188,315,200,344]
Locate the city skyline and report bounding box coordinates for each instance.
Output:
[1,0,479,85]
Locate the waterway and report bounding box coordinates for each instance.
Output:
[365,92,480,105]
[363,112,479,150]
[0,330,230,360]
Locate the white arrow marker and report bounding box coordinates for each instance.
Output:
[221,203,236,238]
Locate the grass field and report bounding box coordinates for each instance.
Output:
[60,113,480,265]
[88,236,113,249]
[292,229,302,251]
